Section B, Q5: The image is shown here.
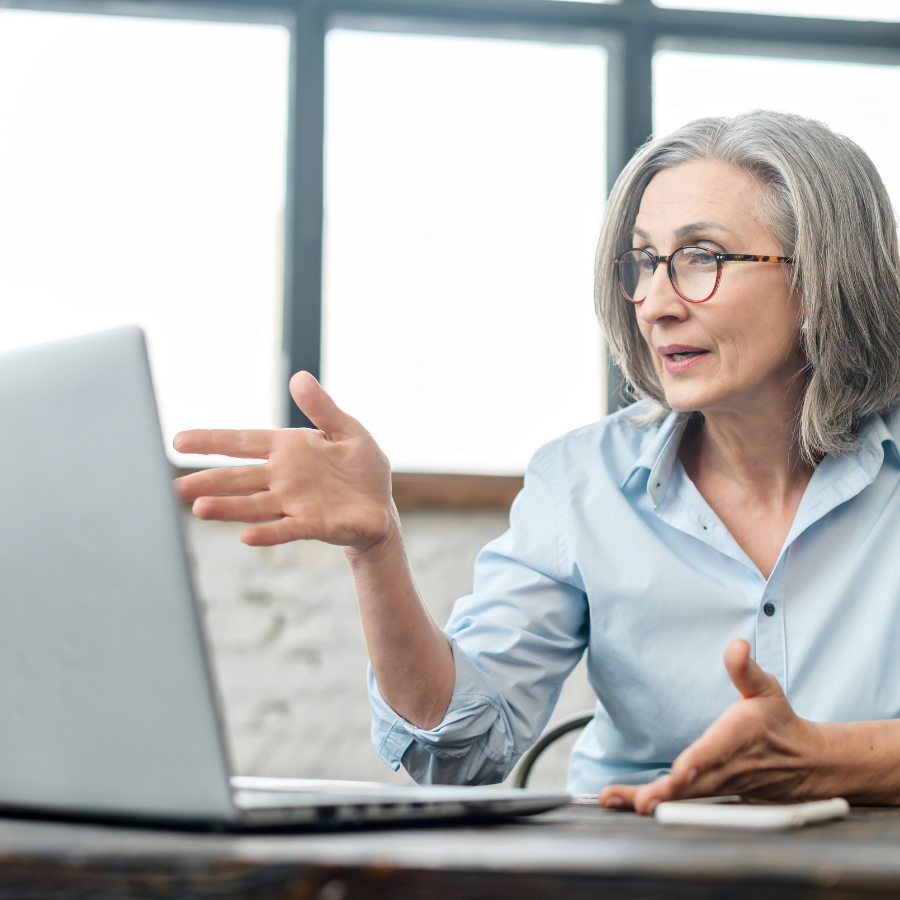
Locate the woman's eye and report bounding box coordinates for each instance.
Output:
[680,248,716,268]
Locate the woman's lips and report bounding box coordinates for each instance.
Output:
[657,344,710,374]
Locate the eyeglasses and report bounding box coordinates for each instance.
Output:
[615,246,793,304]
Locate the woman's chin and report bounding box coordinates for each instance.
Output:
[662,385,715,415]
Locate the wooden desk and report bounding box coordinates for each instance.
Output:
[2,804,900,899]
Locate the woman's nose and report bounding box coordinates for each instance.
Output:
[637,264,688,324]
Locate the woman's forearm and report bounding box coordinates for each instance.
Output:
[345,503,455,731]
[813,719,900,804]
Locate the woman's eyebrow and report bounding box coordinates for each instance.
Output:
[631,221,737,242]
[674,220,736,239]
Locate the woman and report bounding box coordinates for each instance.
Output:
[175,111,900,813]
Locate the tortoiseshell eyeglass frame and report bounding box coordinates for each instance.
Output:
[615,245,794,304]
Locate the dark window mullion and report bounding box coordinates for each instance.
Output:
[286,0,326,428]
[605,0,654,413]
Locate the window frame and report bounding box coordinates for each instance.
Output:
[4,0,899,482]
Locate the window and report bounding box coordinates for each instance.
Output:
[0,8,289,465]
[654,50,900,210]
[2,1,897,482]
[323,30,607,473]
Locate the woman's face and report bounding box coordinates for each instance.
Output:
[631,159,804,418]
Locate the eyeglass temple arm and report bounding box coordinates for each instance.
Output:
[720,254,793,264]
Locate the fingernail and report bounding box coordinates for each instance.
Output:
[647,798,660,814]
[688,768,699,784]
[603,796,625,809]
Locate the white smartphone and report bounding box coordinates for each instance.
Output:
[654,796,849,830]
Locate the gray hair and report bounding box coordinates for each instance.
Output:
[595,110,900,461]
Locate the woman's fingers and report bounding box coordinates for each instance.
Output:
[724,638,783,700]
[175,381,392,548]
[191,491,283,523]
[601,777,680,814]
[631,775,680,814]
[175,464,269,502]
[240,518,317,547]
[598,783,641,809]
[289,371,368,440]
[663,646,799,802]
[664,642,785,788]
[667,722,743,794]
[173,429,276,459]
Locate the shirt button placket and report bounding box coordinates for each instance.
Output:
[755,559,787,691]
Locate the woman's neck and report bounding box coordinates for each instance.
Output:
[678,390,817,579]
[679,366,816,495]
[684,411,813,500]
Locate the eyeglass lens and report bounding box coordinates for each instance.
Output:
[619,247,718,303]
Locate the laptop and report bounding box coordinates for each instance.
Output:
[0,326,569,829]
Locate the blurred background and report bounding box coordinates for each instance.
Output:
[2,0,898,789]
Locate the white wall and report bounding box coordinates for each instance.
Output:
[184,508,595,791]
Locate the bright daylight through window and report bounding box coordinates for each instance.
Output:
[2,1,896,477]
[323,30,607,474]
[0,10,289,466]
[653,51,900,212]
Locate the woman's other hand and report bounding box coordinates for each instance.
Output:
[599,639,827,814]
[173,371,392,551]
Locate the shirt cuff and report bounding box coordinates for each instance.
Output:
[368,634,513,771]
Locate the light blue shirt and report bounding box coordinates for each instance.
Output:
[368,402,900,793]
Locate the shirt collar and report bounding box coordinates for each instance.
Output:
[782,412,899,548]
[853,412,900,476]
[621,410,689,507]
[619,409,900,508]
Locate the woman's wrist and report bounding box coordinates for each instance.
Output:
[345,500,455,730]
[807,719,900,804]
[343,500,404,569]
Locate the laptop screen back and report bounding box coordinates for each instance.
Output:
[0,327,236,823]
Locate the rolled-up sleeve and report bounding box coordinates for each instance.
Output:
[368,448,590,785]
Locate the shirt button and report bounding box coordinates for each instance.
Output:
[763,602,775,617]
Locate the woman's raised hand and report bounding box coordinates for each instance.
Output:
[173,372,393,550]
[177,372,455,728]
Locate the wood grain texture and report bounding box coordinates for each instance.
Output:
[390,473,523,511]
[2,806,900,899]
